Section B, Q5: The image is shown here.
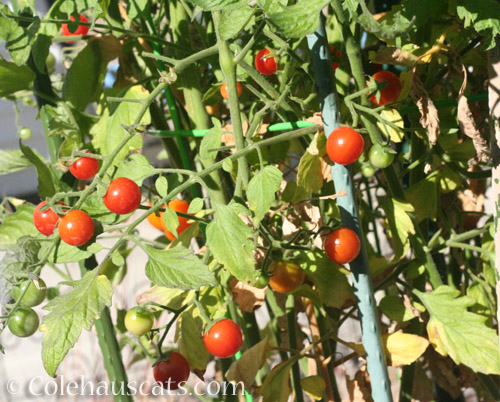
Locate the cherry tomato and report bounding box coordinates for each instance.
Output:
[324,227,361,264]
[254,273,269,289]
[61,14,89,38]
[103,177,142,215]
[13,279,47,307]
[369,144,395,168]
[204,318,243,358]
[153,351,190,390]
[8,307,39,338]
[255,48,277,75]
[147,203,166,231]
[326,127,364,165]
[33,201,63,236]
[220,82,242,100]
[368,70,402,106]
[19,127,32,140]
[58,209,94,246]
[124,307,154,336]
[329,45,341,70]
[268,261,305,293]
[361,163,376,178]
[163,200,192,241]
[69,154,99,180]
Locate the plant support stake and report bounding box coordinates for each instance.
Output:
[306,16,393,402]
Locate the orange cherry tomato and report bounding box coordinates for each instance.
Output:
[268,261,305,293]
[147,203,166,231]
[220,82,242,100]
[163,200,192,241]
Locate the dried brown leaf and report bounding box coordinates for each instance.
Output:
[457,65,490,163]
[412,362,434,402]
[425,348,462,399]
[410,71,440,145]
[372,46,422,67]
[230,278,267,313]
[346,365,373,402]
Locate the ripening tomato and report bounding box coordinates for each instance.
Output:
[324,227,361,264]
[368,70,402,106]
[103,177,142,215]
[204,318,243,358]
[33,201,64,236]
[153,352,190,390]
[326,127,364,165]
[61,15,89,38]
[268,261,305,293]
[368,144,395,168]
[255,48,277,75]
[124,307,154,336]
[220,82,242,100]
[13,279,47,307]
[8,307,39,338]
[163,200,192,241]
[329,45,341,70]
[58,210,94,246]
[147,203,166,231]
[69,154,99,180]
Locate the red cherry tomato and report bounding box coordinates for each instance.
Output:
[58,210,94,246]
[268,261,305,293]
[330,45,341,70]
[163,200,192,241]
[69,154,99,180]
[153,352,190,390]
[368,70,402,106]
[326,127,365,165]
[254,49,277,75]
[61,15,89,38]
[103,177,142,215]
[33,201,63,236]
[220,82,242,100]
[324,227,361,264]
[204,319,242,358]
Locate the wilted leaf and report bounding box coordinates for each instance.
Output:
[226,338,269,389]
[136,285,193,310]
[411,72,440,144]
[346,365,373,402]
[377,109,405,143]
[382,330,429,366]
[230,279,266,313]
[301,376,326,400]
[370,46,422,66]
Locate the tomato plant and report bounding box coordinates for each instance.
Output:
[8,307,39,338]
[13,279,47,307]
[58,210,94,246]
[368,70,402,106]
[326,126,365,165]
[153,352,190,390]
[254,48,278,75]
[69,154,99,180]
[103,177,142,215]
[124,307,154,336]
[203,319,243,358]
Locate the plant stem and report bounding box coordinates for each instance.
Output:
[286,295,304,402]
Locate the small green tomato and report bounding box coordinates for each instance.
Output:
[13,278,47,307]
[124,307,154,336]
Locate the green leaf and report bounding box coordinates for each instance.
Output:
[178,308,210,370]
[206,202,256,283]
[219,5,255,40]
[19,143,57,199]
[39,240,94,264]
[126,0,148,19]
[0,204,38,248]
[415,286,500,375]
[32,33,52,73]
[466,280,495,318]
[91,86,150,162]
[0,149,32,175]
[188,198,204,214]
[377,109,405,142]
[101,246,131,286]
[136,286,193,310]
[257,0,288,13]
[404,172,438,222]
[247,166,282,224]
[41,271,113,377]
[296,152,323,195]
[114,154,155,186]
[0,58,36,97]
[379,295,415,322]
[185,0,250,11]
[268,0,330,38]
[63,41,105,110]
[144,244,217,289]
[379,197,415,261]
[261,356,299,402]
[6,17,40,65]
[162,207,179,238]
[457,0,500,50]
[155,176,169,198]
[200,118,222,160]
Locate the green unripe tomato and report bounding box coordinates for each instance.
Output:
[46,52,56,74]
[124,307,154,336]
[22,96,34,107]
[361,163,376,178]
[18,127,33,140]
[13,279,47,307]
[254,273,269,289]
[8,307,39,337]
[368,144,395,169]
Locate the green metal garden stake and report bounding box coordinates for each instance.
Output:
[306,16,393,402]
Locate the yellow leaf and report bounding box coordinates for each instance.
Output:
[301,376,326,400]
[377,109,405,143]
[383,330,430,366]
[426,318,448,356]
